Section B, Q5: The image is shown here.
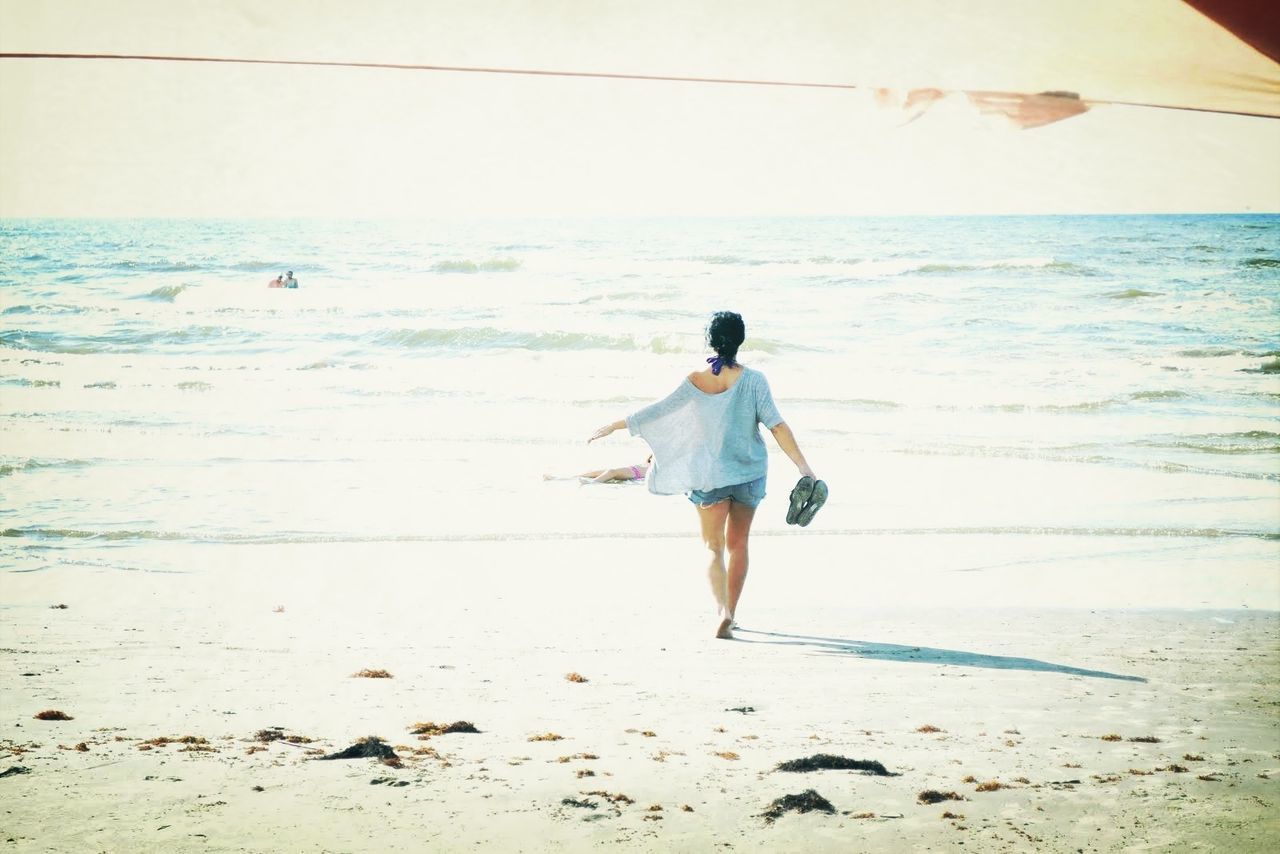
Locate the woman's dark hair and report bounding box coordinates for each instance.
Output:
[706,311,745,366]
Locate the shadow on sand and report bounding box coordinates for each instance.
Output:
[734,628,1146,683]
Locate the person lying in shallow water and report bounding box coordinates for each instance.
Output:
[544,455,652,484]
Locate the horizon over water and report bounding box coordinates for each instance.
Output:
[1,214,1277,596]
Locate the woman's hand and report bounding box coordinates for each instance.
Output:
[588,420,624,443]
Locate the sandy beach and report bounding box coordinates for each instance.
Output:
[3,533,1277,852]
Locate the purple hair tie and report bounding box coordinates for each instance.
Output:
[707,356,735,375]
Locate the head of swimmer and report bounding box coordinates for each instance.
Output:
[706,311,744,367]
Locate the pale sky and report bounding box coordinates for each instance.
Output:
[1,0,1278,218]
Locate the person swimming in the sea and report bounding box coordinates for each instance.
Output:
[544,455,652,484]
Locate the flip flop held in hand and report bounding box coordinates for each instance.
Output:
[786,476,828,527]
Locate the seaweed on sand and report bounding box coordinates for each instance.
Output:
[775,754,891,775]
[410,721,480,737]
[761,789,836,823]
[138,736,207,748]
[253,728,314,744]
[917,790,965,805]
[34,710,72,721]
[581,790,634,806]
[317,736,399,761]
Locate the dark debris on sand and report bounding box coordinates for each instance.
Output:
[561,797,598,810]
[918,789,966,805]
[253,728,314,744]
[33,710,73,721]
[776,754,892,776]
[411,721,480,737]
[761,789,836,823]
[317,737,399,761]
[1,766,31,778]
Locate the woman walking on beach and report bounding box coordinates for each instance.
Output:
[590,311,821,639]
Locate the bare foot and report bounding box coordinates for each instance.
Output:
[716,617,734,640]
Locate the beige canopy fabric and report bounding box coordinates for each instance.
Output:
[2,0,1278,125]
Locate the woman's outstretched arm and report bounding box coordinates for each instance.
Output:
[769,422,816,479]
[588,419,628,443]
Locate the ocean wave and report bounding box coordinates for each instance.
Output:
[911,258,1094,276]
[0,377,59,388]
[0,458,93,478]
[363,326,787,355]
[577,290,679,304]
[137,284,189,302]
[3,524,1273,546]
[176,381,213,391]
[790,397,901,409]
[229,260,289,272]
[685,254,773,266]
[1137,433,1280,455]
[1104,288,1163,299]
[1176,347,1245,358]
[2,303,87,316]
[897,445,1277,481]
[1241,358,1280,374]
[1242,257,1279,268]
[431,257,521,273]
[670,255,1093,276]
[106,259,204,273]
[0,326,255,354]
[1128,390,1189,401]
[981,391,1188,413]
[1038,398,1123,413]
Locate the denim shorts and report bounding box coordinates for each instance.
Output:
[687,476,767,509]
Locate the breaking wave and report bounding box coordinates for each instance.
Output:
[1104,288,1163,299]
[363,327,786,354]
[139,284,189,301]
[0,459,93,478]
[3,524,1274,547]
[431,257,521,273]
[0,326,256,354]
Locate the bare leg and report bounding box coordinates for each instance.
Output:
[725,501,757,626]
[696,500,732,634]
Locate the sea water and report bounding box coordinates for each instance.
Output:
[1,216,1277,579]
